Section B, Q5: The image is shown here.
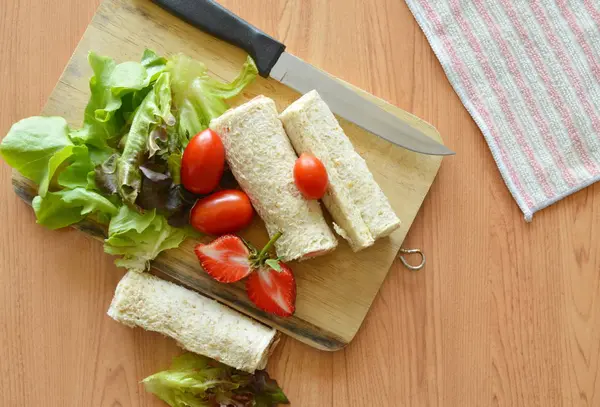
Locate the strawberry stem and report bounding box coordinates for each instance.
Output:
[240,237,258,255]
[257,231,282,263]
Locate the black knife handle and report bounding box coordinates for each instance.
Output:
[153,0,285,77]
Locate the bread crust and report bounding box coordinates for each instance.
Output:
[107,271,278,373]
[210,96,337,261]
[280,90,401,251]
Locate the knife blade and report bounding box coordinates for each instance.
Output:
[152,0,455,156]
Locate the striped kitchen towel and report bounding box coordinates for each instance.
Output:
[405,0,600,220]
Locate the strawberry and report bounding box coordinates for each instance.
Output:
[194,231,297,317]
[194,235,252,283]
[246,262,296,317]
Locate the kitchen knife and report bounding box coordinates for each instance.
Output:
[152,0,455,156]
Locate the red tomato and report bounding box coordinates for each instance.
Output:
[293,153,328,199]
[190,190,254,235]
[181,129,225,195]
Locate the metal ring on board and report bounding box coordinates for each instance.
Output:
[399,248,425,271]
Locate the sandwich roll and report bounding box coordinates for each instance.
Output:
[279,90,401,251]
[107,271,278,373]
[210,96,337,261]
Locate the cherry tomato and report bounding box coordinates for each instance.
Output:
[293,153,328,199]
[190,190,254,235]
[181,129,225,195]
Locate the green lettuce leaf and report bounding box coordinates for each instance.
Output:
[0,116,73,185]
[142,353,289,407]
[168,54,258,142]
[56,145,95,190]
[87,144,114,167]
[32,192,85,229]
[38,144,100,197]
[37,145,76,198]
[71,50,167,150]
[104,205,188,272]
[69,52,122,148]
[148,127,168,158]
[116,72,174,206]
[32,188,118,229]
[0,50,260,276]
[120,50,169,122]
[141,49,168,82]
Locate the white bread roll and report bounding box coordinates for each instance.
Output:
[279,90,401,251]
[107,271,277,373]
[210,96,337,261]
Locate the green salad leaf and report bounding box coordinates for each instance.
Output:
[37,145,76,197]
[71,50,167,150]
[0,116,72,185]
[69,52,121,149]
[57,145,95,190]
[142,353,289,407]
[1,48,258,273]
[141,49,169,82]
[116,71,174,206]
[104,206,188,272]
[33,188,118,229]
[169,54,258,142]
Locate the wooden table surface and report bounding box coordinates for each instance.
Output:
[1,0,599,406]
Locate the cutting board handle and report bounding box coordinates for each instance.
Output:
[152,0,285,77]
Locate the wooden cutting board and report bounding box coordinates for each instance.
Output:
[11,0,444,351]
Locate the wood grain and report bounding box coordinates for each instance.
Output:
[10,0,443,351]
[1,0,599,406]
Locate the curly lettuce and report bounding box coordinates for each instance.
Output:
[0,49,258,273]
[0,116,72,185]
[0,117,117,228]
[143,353,289,407]
[71,50,167,150]
[116,71,174,206]
[33,188,118,229]
[168,54,258,143]
[104,206,190,272]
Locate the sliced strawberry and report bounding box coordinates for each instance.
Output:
[194,235,252,283]
[195,231,297,317]
[246,262,296,317]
